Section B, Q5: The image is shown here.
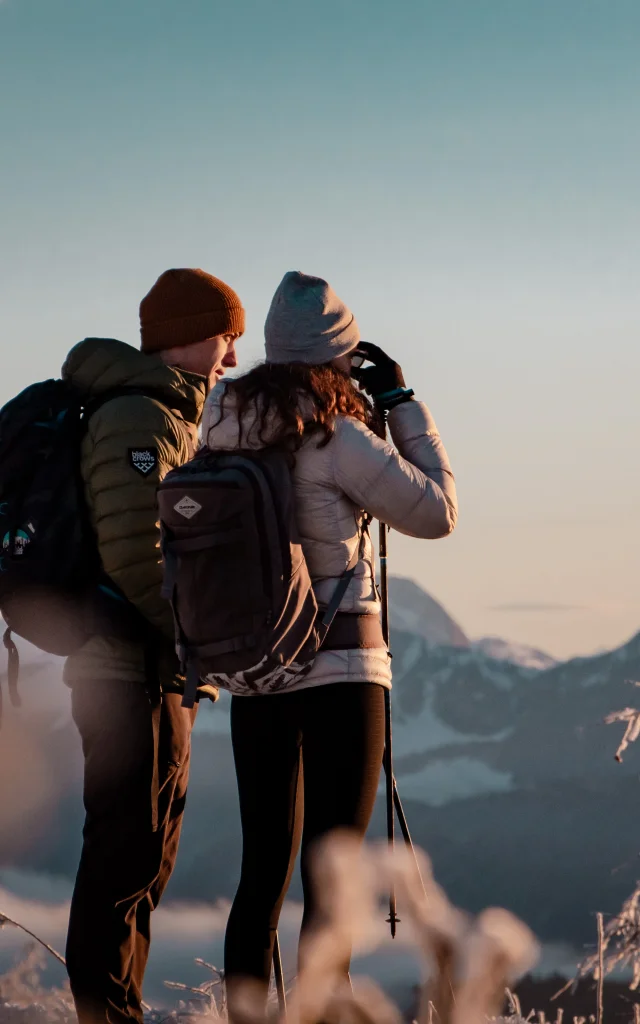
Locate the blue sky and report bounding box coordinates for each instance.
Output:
[1,0,638,657]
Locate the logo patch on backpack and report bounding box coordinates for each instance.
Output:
[2,527,33,557]
[128,448,158,476]
[174,496,202,519]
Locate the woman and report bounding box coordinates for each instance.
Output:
[202,271,457,1016]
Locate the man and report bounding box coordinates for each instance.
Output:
[62,268,244,1024]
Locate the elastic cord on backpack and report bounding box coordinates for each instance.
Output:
[3,628,21,709]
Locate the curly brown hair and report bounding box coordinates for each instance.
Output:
[217,362,382,450]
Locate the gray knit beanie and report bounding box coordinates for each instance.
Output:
[264,271,360,365]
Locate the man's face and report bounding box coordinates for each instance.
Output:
[169,334,239,389]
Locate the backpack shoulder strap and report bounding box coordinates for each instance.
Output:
[317,515,371,641]
[81,386,173,423]
[82,386,193,454]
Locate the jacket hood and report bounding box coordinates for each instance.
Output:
[62,337,207,427]
[203,382,268,450]
[203,380,319,451]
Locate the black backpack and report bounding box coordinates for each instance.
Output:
[0,379,155,711]
[158,446,368,706]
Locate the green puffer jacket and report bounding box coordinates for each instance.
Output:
[61,337,206,691]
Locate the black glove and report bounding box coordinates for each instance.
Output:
[351,342,413,410]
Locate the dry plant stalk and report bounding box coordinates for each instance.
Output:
[605,681,640,763]
[596,913,604,1024]
[576,886,640,992]
[605,709,640,763]
[569,681,640,1020]
[234,832,539,1024]
[0,910,66,967]
[164,959,227,1019]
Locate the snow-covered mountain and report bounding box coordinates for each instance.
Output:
[471,636,558,671]
[388,576,469,648]
[388,576,557,670]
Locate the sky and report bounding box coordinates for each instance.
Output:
[1,0,638,659]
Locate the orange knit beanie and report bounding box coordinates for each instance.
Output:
[140,268,245,353]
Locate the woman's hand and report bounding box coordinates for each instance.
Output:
[351,342,408,405]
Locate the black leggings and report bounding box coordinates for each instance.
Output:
[224,682,385,1012]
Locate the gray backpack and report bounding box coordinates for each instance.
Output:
[158,446,366,706]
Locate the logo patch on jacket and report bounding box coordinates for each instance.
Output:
[128,447,158,476]
[174,496,202,519]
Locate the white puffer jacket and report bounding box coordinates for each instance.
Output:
[203,385,457,691]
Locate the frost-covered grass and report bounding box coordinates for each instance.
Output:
[1,834,633,1024]
[0,946,74,1024]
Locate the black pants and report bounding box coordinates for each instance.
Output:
[66,678,196,1024]
[224,682,386,1018]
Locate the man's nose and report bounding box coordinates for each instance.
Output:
[223,343,238,368]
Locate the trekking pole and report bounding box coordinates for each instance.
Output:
[273,932,288,1021]
[393,780,426,893]
[380,517,400,937]
[378,411,429,921]
[380,518,428,907]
